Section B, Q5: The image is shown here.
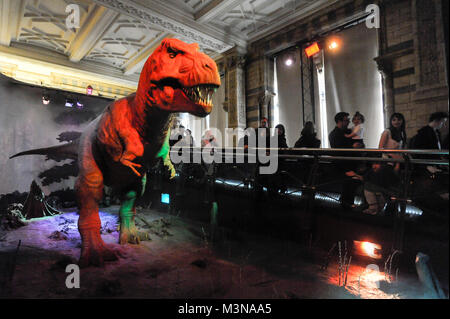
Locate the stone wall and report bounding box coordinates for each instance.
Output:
[384,0,448,139]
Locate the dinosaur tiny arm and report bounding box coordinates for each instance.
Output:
[118,128,144,177]
[105,100,145,177]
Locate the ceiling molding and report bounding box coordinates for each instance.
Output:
[138,0,247,51]
[0,44,137,99]
[0,0,23,46]
[247,0,340,43]
[12,0,26,41]
[0,0,352,99]
[68,4,120,62]
[194,0,247,23]
[92,0,239,53]
[122,31,174,75]
[0,0,11,46]
[1,43,138,82]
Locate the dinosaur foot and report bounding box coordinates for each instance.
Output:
[119,226,150,245]
[78,230,123,268]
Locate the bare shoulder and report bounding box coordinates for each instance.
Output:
[378,129,390,148]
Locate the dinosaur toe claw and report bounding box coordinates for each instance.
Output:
[119,226,149,245]
[78,230,121,268]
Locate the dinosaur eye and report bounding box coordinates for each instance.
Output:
[167,47,178,58]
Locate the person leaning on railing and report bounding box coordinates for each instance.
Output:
[361,113,407,215]
[409,112,449,206]
[294,121,321,148]
[378,113,408,172]
[410,111,448,174]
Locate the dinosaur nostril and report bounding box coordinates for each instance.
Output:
[204,63,213,70]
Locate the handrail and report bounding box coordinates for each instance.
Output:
[171,146,449,155]
[169,147,449,166]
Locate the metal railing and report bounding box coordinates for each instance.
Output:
[166,147,448,253]
[170,147,449,166]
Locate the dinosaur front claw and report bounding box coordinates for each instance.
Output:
[120,158,142,177]
[163,158,176,179]
[167,165,176,179]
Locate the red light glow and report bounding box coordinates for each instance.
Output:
[305,42,321,58]
[354,241,382,259]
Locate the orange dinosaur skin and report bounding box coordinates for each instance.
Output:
[74,39,220,267]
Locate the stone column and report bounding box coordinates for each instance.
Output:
[262,56,275,126]
[258,90,275,126]
[223,50,246,129]
[375,57,395,128]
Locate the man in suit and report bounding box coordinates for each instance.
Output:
[410,112,449,209]
[412,112,448,153]
[411,112,448,174]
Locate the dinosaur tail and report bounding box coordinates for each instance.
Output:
[9,140,79,160]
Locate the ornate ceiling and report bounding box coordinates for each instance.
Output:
[0,0,336,98]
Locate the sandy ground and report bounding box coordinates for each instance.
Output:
[0,206,433,299]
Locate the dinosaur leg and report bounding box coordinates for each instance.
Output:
[119,175,150,244]
[76,172,119,268]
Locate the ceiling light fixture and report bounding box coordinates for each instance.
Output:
[65,98,74,108]
[42,94,50,105]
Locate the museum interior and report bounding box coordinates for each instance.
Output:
[0,0,448,299]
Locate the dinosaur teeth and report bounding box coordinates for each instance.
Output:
[184,85,216,106]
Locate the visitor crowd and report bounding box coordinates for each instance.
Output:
[169,111,448,215]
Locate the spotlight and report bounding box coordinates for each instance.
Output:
[65,98,74,108]
[285,58,293,66]
[327,37,341,51]
[328,41,338,50]
[42,95,50,105]
[305,42,321,58]
[86,85,93,95]
[76,100,84,109]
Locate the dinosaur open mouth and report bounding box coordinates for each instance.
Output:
[154,78,219,109]
[182,84,218,108]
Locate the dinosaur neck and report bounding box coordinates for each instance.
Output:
[131,97,172,141]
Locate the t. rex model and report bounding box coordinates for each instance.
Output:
[10,38,221,267]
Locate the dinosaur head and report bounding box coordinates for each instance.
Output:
[137,38,221,117]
